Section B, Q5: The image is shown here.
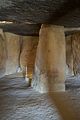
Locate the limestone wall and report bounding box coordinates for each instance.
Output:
[32,25,66,93]
[66,32,80,75]
[66,35,74,76]
[20,36,39,78]
[72,32,80,75]
[0,29,6,78]
[0,30,38,77]
[4,32,20,75]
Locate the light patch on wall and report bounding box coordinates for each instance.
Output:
[0,21,13,24]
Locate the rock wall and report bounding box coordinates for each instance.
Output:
[0,30,38,77]
[66,32,80,75]
[66,35,74,76]
[0,29,6,78]
[72,32,80,75]
[20,36,39,78]
[32,25,66,93]
[4,32,20,75]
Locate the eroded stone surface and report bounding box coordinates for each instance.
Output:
[66,32,80,75]
[0,29,6,78]
[72,32,80,75]
[0,75,62,120]
[0,31,38,77]
[20,36,39,78]
[32,25,66,93]
[0,0,79,28]
[0,75,80,120]
[66,35,74,76]
[4,32,20,75]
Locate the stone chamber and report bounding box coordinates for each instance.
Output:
[0,0,80,120]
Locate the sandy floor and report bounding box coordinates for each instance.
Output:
[0,75,80,120]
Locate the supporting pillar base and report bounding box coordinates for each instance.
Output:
[51,83,65,92]
[25,77,30,86]
[32,83,65,93]
[32,73,65,93]
[37,84,65,93]
[32,25,66,94]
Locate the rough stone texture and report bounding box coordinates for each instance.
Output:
[0,75,80,120]
[32,25,66,93]
[0,23,41,36]
[4,32,20,75]
[0,29,6,78]
[71,32,80,75]
[66,35,74,76]
[0,1,80,36]
[54,8,80,27]
[0,0,80,28]
[65,32,80,76]
[0,75,62,120]
[20,36,39,78]
[0,0,77,23]
[0,32,38,77]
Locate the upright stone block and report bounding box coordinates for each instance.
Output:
[0,29,6,78]
[32,25,66,93]
[20,36,39,79]
[66,35,74,77]
[72,32,80,75]
[4,32,20,75]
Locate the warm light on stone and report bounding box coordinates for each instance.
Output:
[32,25,66,93]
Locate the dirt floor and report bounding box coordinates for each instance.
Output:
[0,75,80,120]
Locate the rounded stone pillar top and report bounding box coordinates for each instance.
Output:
[40,24,65,37]
[41,24,64,30]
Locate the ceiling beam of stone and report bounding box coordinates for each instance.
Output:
[0,0,79,26]
[65,27,80,32]
[0,23,41,36]
[0,0,80,35]
[65,27,80,36]
[54,8,80,27]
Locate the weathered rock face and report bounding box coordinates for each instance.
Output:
[4,33,39,77]
[32,25,66,93]
[66,35,74,76]
[66,32,80,76]
[20,36,39,78]
[72,32,80,75]
[0,30,38,77]
[0,0,79,28]
[4,32,20,75]
[0,29,6,78]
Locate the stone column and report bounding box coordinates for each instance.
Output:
[32,25,66,93]
[4,32,20,75]
[20,36,39,80]
[20,36,38,86]
[66,35,74,77]
[0,29,6,78]
[72,32,80,75]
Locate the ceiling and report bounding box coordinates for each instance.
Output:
[0,0,80,35]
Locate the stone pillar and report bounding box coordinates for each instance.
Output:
[32,25,66,93]
[4,32,20,75]
[20,36,39,79]
[72,32,80,75]
[0,29,6,78]
[66,35,74,77]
